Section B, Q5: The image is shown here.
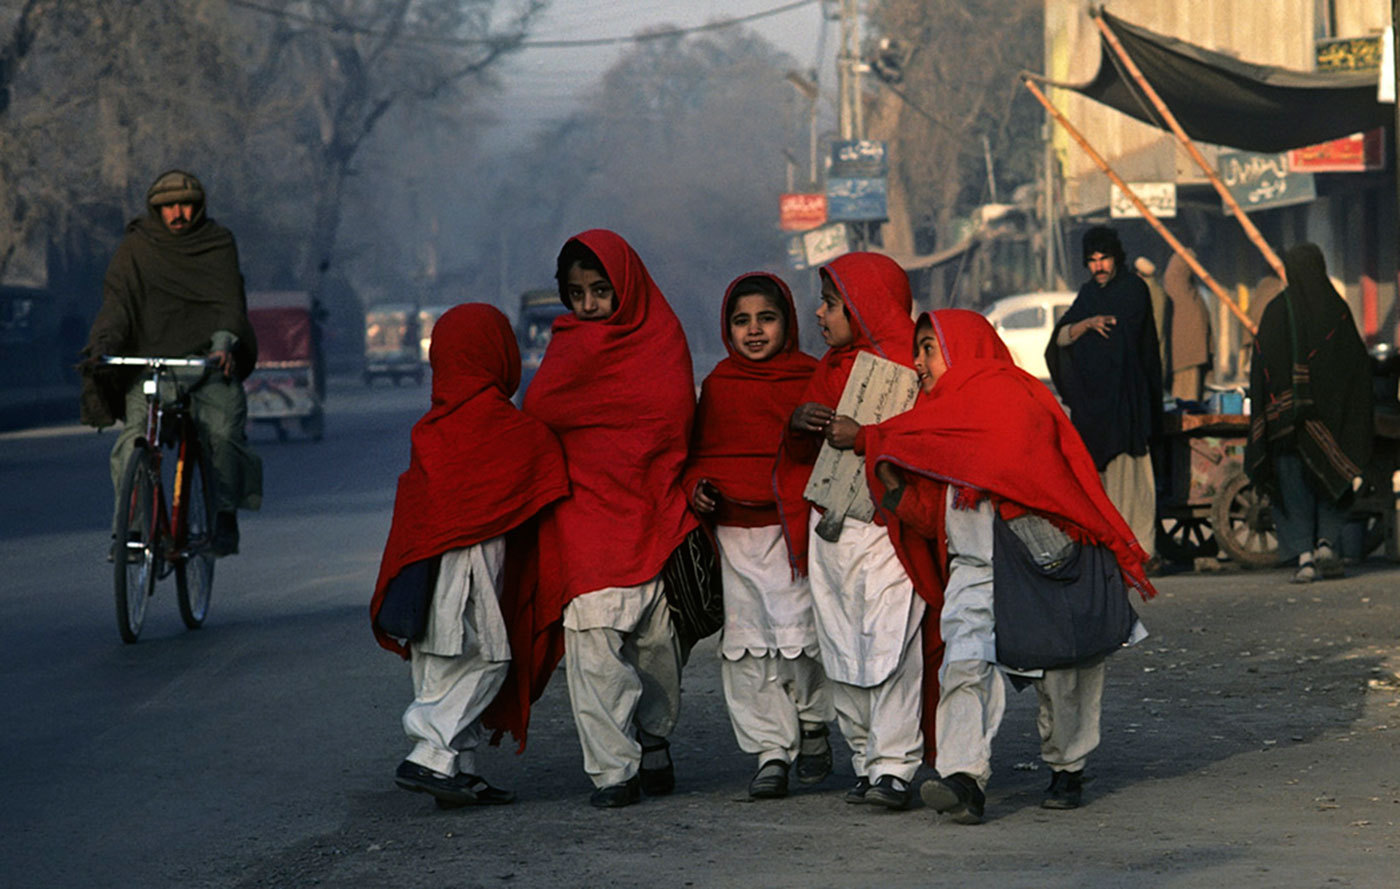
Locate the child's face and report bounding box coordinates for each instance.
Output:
[913,323,948,393]
[728,293,786,361]
[815,277,854,348]
[565,263,615,321]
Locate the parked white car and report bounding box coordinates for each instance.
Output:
[982,291,1077,381]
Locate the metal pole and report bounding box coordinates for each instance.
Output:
[1023,76,1257,335]
[1043,120,1057,288]
[1093,12,1287,281]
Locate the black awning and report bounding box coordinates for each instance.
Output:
[1032,9,1391,153]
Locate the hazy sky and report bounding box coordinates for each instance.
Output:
[488,0,833,146]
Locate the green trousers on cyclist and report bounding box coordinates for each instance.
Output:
[109,372,263,528]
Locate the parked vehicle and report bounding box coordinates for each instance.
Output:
[516,289,568,400]
[982,291,1076,381]
[417,304,454,364]
[363,302,423,387]
[244,290,324,441]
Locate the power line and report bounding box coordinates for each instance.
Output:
[225,0,820,49]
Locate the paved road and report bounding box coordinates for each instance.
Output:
[1,378,1397,889]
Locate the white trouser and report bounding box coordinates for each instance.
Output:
[402,540,509,777]
[1100,451,1156,559]
[564,577,683,788]
[1033,659,1106,773]
[721,652,832,766]
[934,659,1007,788]
[829,622,925,784]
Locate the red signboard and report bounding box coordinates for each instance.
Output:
[1288,129,1385,173]
[779,193,828,231]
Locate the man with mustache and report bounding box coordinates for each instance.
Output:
[82,169,261,558]
[1045,226,1163,571]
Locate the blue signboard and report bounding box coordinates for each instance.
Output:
[1218,148,1316,212]
[830,140,889,178]
[826,176,888,222]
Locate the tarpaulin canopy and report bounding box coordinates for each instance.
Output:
[1032,10,1391,153]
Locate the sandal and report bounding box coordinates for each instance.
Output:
[794,722,832,785]
[748,759,789,799]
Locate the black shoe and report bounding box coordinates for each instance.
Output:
[794,723,833,785]
[433,773,516,809]
[1041,769,1083,809]
[748,759,790,799]
[920,773,986,824]
[864,775,914,810]
[590,776,641,809]
[395,760,508,807]
[638,737,674,796]
[213,511,239,557]
[844,776,871,804]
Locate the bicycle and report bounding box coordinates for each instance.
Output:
[103,356,218,643]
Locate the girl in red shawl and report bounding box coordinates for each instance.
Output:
[777,252,924,810]
[370,303,569,809]
[857,309,1153,823]
[682,272,833,800]
[523,230,698,809]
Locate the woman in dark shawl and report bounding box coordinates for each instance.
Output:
[1246,243,1372,582]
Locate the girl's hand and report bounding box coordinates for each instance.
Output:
[826,415,859,450]
[875,461,904,494]
[691,479,719,514]
[791,401,835,433]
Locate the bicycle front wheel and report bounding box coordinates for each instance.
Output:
[176,448,216,629]
[114,448,160,643]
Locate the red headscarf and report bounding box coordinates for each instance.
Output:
[775,251,916,573]
[861,309,1154,763]
[683,272,818,528]
[488,230,697,746]
[370,303,569,658]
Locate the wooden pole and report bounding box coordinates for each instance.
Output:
[1023,76,1257,336]
[1093,12,1287,282]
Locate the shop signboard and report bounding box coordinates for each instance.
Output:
[1109,181,1177,218]
[1288,129,1385,172]
[1218,148,1315,212]
[779,193,828,231]
[830,140,888,178]
[826,177,888,222]
[801,223,851,266]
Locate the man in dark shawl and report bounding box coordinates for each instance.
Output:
[82,169,261,557]
[1246,243,1372,583]
[1046,226,1163,565]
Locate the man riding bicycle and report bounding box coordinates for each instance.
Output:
[80,169,262,557]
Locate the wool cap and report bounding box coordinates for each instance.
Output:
[146,169,205,208]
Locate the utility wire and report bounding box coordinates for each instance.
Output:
[225,0,820,49]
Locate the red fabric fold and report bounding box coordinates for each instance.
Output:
[683,272,817,530]
[491,230,698,746]
[774,251,916,574]
[370,304,570,659]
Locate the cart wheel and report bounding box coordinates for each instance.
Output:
[1211,470,1279,568]
[1155,514,1218,565]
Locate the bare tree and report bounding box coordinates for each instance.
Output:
[865,0,1042,253]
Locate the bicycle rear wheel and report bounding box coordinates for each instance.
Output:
[114,448,160,643]
[176,448,216,629]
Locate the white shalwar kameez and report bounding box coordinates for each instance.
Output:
[403,537,510,778]
[716,524,833,766]
[936,494,1147,788]
[563,576,683,788]
[806,510,925,784]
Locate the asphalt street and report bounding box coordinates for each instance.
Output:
[0,378,1396,889]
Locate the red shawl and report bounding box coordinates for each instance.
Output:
[370,303,569,658]
[489,230,698,746]
[774,251,916,573]
[861,309,1156,763]
[683,272,818,529]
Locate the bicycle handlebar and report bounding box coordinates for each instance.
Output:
[102,356,214,369]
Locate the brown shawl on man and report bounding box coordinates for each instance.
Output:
[1162,254,1211,373]
[1245,244,1372,504]
[81,212,256,426]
